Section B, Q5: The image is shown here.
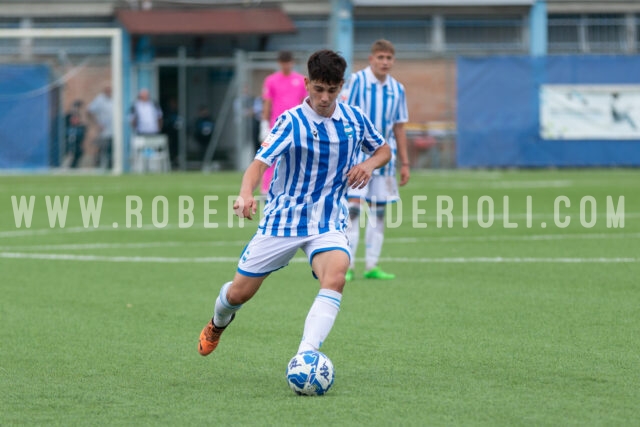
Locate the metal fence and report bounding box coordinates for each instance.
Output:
[548,14,633,54]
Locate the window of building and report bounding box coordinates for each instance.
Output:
[354,18,432,56]
[444,16,525,54]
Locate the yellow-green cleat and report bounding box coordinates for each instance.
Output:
[363,266,395,280]
[345,268,355,282]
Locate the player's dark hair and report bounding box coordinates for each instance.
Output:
[307,50,346,85]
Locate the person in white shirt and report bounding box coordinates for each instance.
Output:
[129,88,163,135]
[87,84,113,168]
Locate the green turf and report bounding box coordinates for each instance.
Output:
[1,169,639,426]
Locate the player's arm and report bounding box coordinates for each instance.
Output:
[261,98,272,123]
[347,144,391,189]
[260,80,273,141]
[234,160,269,219]
[394,122,410,186]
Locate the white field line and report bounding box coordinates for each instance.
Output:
[0,252,237,263]
[382,257,639,263]
[386,232,640,243]
[0,240,247,251]
[432,180,574,189]
[0,231,638,252]
[0,252,637,264]
[0,232,638,252]
[0,183,241,194]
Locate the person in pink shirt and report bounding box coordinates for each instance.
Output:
[259,50,308,194]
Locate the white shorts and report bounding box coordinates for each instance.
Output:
[347,175,399,205]
[237,231,351,277]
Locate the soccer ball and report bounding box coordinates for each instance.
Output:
[286,351,335,396]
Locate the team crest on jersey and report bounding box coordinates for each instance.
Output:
[344,125,354,138]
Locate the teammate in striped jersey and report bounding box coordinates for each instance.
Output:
[198,49,391,358]
[341,39,411,281]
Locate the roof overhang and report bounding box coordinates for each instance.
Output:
[116,8,296,35]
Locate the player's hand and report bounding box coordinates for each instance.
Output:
[259,120,270,142]
[346,164,373,189]
[399,163,410,186]
[233,195,258,220]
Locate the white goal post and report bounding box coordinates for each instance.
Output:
[0,28,124,174]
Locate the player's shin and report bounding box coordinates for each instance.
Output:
[213,281,242,327]
[347,202,361,269]
[297,289,342,353]
[365,206,386,270]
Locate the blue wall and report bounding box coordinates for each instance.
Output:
[457,56,640,167]
[0,65,50,169]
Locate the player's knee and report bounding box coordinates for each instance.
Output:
[324,273,346,292]
[227,276,265,304]
[316,268,346,292]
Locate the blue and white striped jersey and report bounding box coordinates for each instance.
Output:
[255,98,386,237]
[341,66,408,176]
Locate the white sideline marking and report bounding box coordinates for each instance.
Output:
[0,240,246,251]
[382,257,639,263]
[386,232,640,243]
[0,224,147,238]
[0,232,637,252]
[0,252,238,263]
[0,252,637,264]
[433,180,574,189]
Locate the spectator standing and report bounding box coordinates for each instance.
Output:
[259,50,307,194]
[162,97,182,168]
[130,88,163,135]
[193,105,215,155]
[64,100,86,169]
[87,84,113,169]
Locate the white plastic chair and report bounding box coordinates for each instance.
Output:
[131,135,170,173]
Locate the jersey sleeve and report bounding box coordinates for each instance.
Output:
[359,109,386,155]
[395,84,409,124]
[254,112,293,166]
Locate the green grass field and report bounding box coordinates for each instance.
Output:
[1,169,639,426]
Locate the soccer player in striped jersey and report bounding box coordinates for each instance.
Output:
[341,39,411,281]
[199,49,391,357]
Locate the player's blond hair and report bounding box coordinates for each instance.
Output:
[371,39,395,55]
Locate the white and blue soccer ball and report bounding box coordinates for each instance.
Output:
[286,351,335,396]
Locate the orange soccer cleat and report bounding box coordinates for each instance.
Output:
[198,314,235,356]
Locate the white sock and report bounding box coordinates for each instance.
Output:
[365,208,385,270]
[346,202,361,269]
[213,281,242,327]
[298,289,342,353]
